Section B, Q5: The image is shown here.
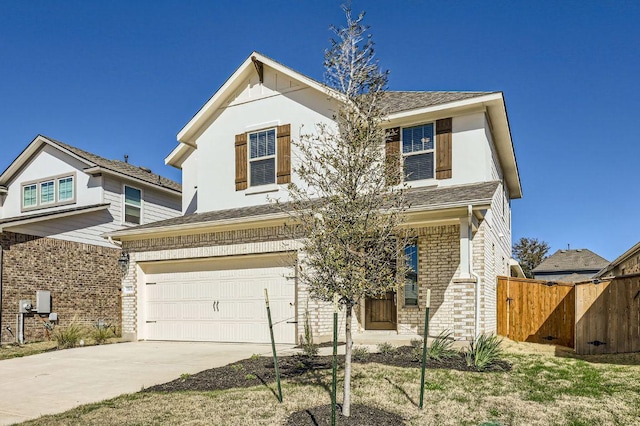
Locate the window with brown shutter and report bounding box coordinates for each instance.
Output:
[435,118,452,179]
[235,133,248,191]
[385,127,401,185]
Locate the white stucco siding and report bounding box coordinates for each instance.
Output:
[485,114,504,182]
[1,145,103,219]
[196,69,338,212]
[181,151,198,214]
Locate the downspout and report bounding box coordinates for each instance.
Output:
[468,205,481,338]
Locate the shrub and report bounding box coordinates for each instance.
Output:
[352,346,370,362]
[91,321,116,345]
[300,307,318,357]
[376,342,396,356]
[52,320,86,349]
[427,330,457,361]
[465,333,503,371]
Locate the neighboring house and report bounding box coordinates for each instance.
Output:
[0,135,181,343]
[532,249,609,282]
[596,241,640,278]
[108,52,522,344]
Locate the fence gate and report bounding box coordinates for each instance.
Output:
[497,277,575,348]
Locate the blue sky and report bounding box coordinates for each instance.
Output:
[1,1,638,261]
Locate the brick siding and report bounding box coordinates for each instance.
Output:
[0,231,121,344]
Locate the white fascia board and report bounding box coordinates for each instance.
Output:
[106,212,289,241]
[0,186,7,194]
[386,93,504,122]
[83,167,181,196]
[165,144,194,169]
[0,204,110,232]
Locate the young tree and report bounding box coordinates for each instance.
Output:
[287,7,410,417]
[512,237,550,278]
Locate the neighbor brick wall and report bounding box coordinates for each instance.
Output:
[0,231,121,344]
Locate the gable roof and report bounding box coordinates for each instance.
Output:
[0,135,181,194]
[532,249,609,274]
[107,181,499,240]
[166,52,521,199]
[595,240,640,278]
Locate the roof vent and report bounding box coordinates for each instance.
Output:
[560,250,566,253]
[576,249,582,252]
[139,166,152,173]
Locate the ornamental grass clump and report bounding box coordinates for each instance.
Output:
[52,320,86,349]
[91,321,116,345]
[465,333,503,371]
[427,330,457,361]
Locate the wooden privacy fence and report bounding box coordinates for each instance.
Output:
[497,276,640,355]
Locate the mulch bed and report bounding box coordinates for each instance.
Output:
[145,346,511,393]
[285,404,406,425]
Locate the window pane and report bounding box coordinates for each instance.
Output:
[40,181,55,204]
[404,244,418,306]
[124,204,141,224]
[249,129,276,159]
[250,158,275,186]
[125,186,141,207]
[58,177,74,201]
[404,152,434,181]
[250,133,258,159]
[23,185,37,207]
[266,129,275,156]
[402,124,434,153]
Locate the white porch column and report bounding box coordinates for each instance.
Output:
[459,216,471,278]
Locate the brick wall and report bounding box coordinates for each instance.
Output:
[0,231,121,344]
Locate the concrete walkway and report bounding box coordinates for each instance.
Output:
[0,341,294,425]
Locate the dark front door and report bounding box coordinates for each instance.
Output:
[365,291,397,330]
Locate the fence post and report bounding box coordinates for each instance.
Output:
[419,289,431,409]
[264,288,283,403]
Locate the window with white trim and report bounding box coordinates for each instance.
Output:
[402,123,434,181]
[124,185,142,224]
[21,174,75,211]
[404,242,419,306]
[249,128,276,187]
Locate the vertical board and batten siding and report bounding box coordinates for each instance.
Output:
[498,276,640,354]
[497,277,575,348]
[575,277,640,355]
[435,118,452,179]
[276,124,291,184]
[234,133,248,191]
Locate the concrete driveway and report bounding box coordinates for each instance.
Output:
[0,341,294,425]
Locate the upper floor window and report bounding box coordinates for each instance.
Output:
[402,123,434,181]
[404,242,419,306]
[249,129,276,187]
[21,174,75,211]
[124,185,142,224]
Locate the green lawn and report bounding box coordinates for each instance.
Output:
[18,341,640,426]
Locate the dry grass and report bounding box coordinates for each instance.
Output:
[19,341,640,426]
[0,337,124,361]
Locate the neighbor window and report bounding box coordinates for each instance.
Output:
[249,128,276,186]
[402,123,434,181]
[21,174,75,211]
[404,242,419,306]
[124,185,142,224]
[22,184,37,208]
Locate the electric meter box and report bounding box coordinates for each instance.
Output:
[36,290,51,313]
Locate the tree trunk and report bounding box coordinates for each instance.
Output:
[343,303,353,417]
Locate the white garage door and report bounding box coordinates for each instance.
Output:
[140,255,296,344]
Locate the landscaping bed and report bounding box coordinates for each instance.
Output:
[146,345,511,393]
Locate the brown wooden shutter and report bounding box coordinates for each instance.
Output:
[385,127,401,185]
[435,118,452,179]
[235,132,248,191]
[276,124,291,184]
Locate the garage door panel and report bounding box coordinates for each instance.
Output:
[143,263,295,343]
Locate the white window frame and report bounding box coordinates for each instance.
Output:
[21,173,76,212]
[248,128,277,187]
[401,123,435,182]
[123,184,143,225]
[404,241,419,307]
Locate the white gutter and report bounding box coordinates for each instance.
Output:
[468,204,482,338]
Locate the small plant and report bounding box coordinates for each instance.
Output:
[245,373,257,380]
[376,342,396,356]
[179,373,191,381]
[52,319,86,349]
[300,306,318,357]
[250,353,262,360]
[427,330,457,361]
[352,346,370,362]
[465,333,503,371]
[230,363,244,372]
[91,321,116,345]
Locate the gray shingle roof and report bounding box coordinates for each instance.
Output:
[533,249,609,274]
[44,136,181,192]
[0,203,110,225]
[384,91,497,114]
[110,181,499,235]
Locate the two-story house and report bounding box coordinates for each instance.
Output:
[109,52,522,344]
[0,135,181,343]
